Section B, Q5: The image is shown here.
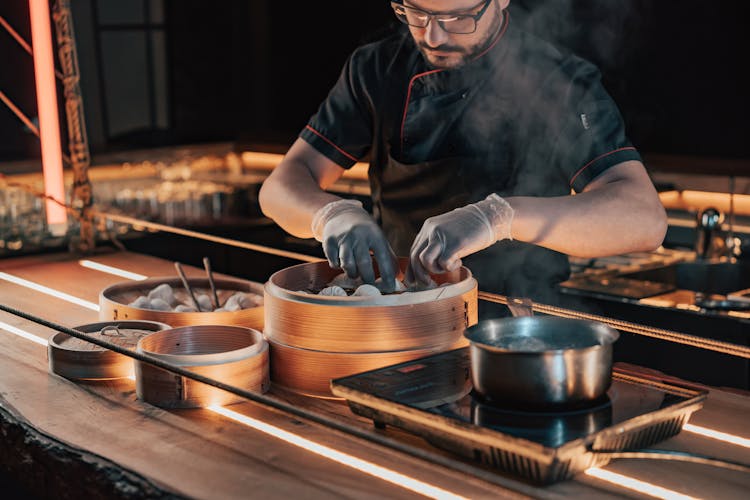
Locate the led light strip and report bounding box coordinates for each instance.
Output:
[0,320,49,346]
[208,405,467,500]
[584,468,698,500]
[0,271,99,310]
[684,423,750,449]
[78,260,148,281]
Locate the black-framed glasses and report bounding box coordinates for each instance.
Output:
[390,0,493,34]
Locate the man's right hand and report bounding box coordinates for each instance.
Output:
[312,199,398,288]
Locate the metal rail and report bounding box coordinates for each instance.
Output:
[94,210,325,263]
[479,292,750,359]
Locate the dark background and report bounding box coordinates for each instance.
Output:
[1,0,748,170]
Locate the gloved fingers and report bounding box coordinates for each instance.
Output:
[371,238,398,292]
[323,237,342,270]
[337,239,377,283]
[336,239,358,279]
[407,235,432,285]
[420,231,455,274]
[354,244,377,284]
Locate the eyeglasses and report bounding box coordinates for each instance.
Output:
[390,0,493,35]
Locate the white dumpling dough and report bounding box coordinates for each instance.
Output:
[129,295,150,308]
[147,283,177,306]
[148,298,172,311]
[318,285,348,296]
[352,284,381,296]
[174,304,197,312]
[195,294,213,312]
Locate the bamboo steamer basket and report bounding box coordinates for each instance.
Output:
[48,320,171,380]
[135,325,269,408]
[269,337,469,398]
[99,276,264,329]
[264,259,478,397]
[264,261,478,352]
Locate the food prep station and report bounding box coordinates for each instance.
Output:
[1,248,748,499]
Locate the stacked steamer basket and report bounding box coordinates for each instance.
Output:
[264,260,478,398]
[99,276,264,329]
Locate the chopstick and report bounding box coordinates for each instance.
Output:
[203,256,221,308]
[174,261,202,311]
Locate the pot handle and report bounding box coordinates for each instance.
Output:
[506,297,534,318]
[590,448,750,473]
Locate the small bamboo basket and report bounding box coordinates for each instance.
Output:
[135,325,270,408]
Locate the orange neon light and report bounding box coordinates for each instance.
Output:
[29,0,67,231]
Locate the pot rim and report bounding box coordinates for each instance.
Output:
[464,316,619,354]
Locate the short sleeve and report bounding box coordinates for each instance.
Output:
[552,59,642,193]
[299,50,375,169]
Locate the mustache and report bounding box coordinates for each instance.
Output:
[418,42,466,54]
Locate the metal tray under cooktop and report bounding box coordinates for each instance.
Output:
[331,348,707,484]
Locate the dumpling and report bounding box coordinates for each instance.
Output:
[147,283,177,306]
[318,285,348,296]
[195,294,213,312]
[327,273,363,290]
[352,284,381,296]
[129,295,150,308]
[174,304,197,312]
[148,298,172,311]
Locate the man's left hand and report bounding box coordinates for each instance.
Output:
[406,194,514,285]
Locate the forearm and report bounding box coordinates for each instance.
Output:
[506,164,667,258]
[258,158,342,238]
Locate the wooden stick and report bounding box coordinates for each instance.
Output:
[203,256,221,308]
[174,262,202,311]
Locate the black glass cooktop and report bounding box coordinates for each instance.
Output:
[333,348,700,449]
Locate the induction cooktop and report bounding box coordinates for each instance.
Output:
[331,348,707,484]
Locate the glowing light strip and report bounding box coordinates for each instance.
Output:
[684,423,750,449]
[29,0,67,231]
[208,405,467,500]
[585,468,698,500]
[0,271,99,311]
[78,260,148,281]
[0,320,49,346]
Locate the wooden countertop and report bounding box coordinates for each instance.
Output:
[1,251,748,499]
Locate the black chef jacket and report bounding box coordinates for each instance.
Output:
[299,13,641,301]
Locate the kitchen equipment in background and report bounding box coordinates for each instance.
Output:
[135,325,269,408]
[464,317,619,407]
[99,276,264,329]
[332,348,714,485]
[264,259,478,397]
[48,320,171,380]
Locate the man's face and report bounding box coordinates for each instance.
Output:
[403,0,509,69]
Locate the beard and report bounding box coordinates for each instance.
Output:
[417,9,503,69]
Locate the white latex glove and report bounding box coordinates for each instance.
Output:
[311,199,398,288]
[406,194,514,285]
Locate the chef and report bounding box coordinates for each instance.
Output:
[259,0,667,301]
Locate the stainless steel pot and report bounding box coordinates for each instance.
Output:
[464,316,619,407]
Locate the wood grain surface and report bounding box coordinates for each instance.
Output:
[1,250,749,499]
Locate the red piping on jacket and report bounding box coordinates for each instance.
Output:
[568,146,637,188]
[305,125,359,163]
[399,11,511,152]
